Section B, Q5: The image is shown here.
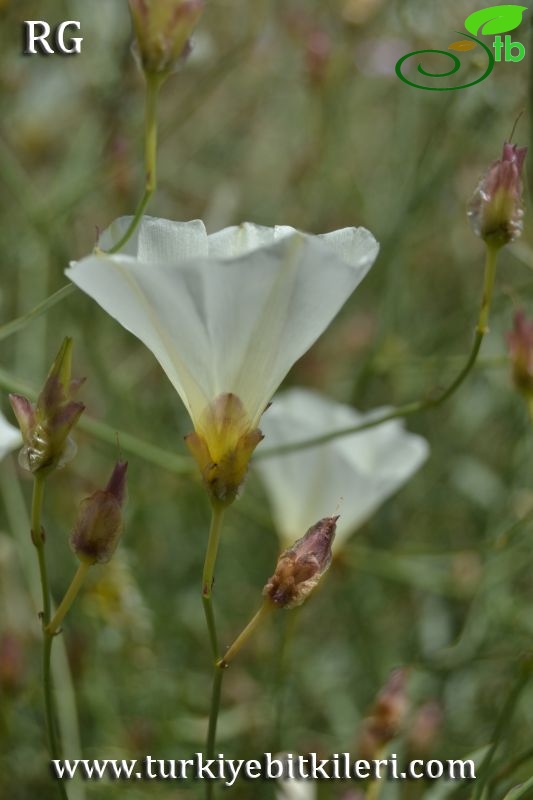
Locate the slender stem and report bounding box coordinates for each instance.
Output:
[217,601,273,668]
[202,504,225,800]
[106,74,163,255]
[32,477,69,800]
[205,668,224,800]
[32,476,49,621]
[202,505,225,659]
[258,245,499,459]
[476,244,499,335]
[0,284,75,343]
[472,667,530,800]
[46,563,91,636]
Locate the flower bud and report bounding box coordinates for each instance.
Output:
[263,516,337,609]
[506,309,533,398]
[70,462,128,565]
[129,0,204,77]
[9,338,85,476]
[357,668,409,760]
[468,142,527,248]
[406,701,442,757]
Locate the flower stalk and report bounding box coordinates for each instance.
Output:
[107,74,163,255]
[46,563,90,637]
[31,475,69,800]
[202,504,225,660]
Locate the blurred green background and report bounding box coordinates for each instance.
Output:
[1,1,533,798]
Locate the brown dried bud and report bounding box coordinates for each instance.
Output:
[129,0,204,77]
[263,516,337,609]
[9,338,85,475]
[507,309,533,398]
[357,668,409,760]
[70,462,128,565]
[468,142,527,248]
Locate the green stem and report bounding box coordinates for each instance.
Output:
[0,285,75,343]
[217,601,272,668]
[46,563,91,637]
[472,667,530,800]
[476,244,499,335]
[32,477,69,800]
[106,74,163,255]
[258,245,499,459]
[205,667,224,800]
[202,504,225,800]
[202,505,225,659]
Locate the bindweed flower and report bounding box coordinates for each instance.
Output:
[263,515,337,609]
[9,338,85,476]
[66,216,379,505]
[468,142,527,248]
[129,0,204,77]
[506,309,533,398]
[70,461,128,565]
[255,389,429,551]
[357,668,409,760]
[0,410,21,462]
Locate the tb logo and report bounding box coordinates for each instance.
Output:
[23,21,83,55]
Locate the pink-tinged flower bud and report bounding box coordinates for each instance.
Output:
[128,0,204,77]
[305,29,332,88]
[507,309,533,398]
[263,516,337,609]
[70,462,128,565]
[407,701,442,757]
[357,668,409,760]
[9,338,85,475]
[468,142,527,248]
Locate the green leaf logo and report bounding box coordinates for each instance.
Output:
[465,5,527,36]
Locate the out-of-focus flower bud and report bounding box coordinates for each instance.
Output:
[507,310,533,398]
[70,462,128,565]
[0,631,25,695]
[9,338,85,476]
[357,668,409,759]
[305,29,332,88]
[468,142,527,248]
[406,701,442,757]
[263,516,337,609]
[128,0,204,77]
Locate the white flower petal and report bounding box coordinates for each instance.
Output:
[255,389,429,550]
[207,222,297,258]
[0,410,22,462]
[98,215,209,260]
[67,218,379,430]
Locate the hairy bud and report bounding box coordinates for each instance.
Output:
[9,338,85,475]
[129,0,204,76]
[70,462,128,565]
[263,516,337,609]
[357,668,409,759]
[468,142,527,248]
[507,309,533,398]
